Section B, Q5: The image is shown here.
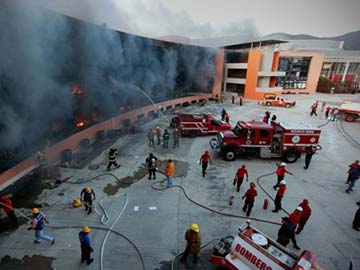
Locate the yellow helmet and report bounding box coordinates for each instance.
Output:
[190,223,200,233]
[32,208,40,214]
[82,226,91,233]
[85,187,92,193]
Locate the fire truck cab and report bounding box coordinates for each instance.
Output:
[210,222,319,270]
[172,113,231,137]
[210,121,321,163]
[259,94,296,108]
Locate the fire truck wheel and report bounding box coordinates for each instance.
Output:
[223,148,237,161]
[189,130,197,138]
[344,114,358,122]
[266,102,271,106]
[284,149,299,163]
[285,103,291,108]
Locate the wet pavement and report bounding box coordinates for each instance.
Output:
[0,93,360,270]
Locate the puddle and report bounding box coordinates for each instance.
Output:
[0,255,55,270]
[104,160,189,195]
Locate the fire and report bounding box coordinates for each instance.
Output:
[71,85,83,95]
[76,121,85,128]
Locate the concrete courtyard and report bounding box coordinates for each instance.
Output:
[0,93,359,270]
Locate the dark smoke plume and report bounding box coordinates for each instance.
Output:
[0,1,216,161]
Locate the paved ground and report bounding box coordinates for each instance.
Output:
[0,93,360,270]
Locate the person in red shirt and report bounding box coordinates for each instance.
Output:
[233,165,249,192]
[347,160,360,184]
[272,180,287,213]
[225,113,230,124]
[242,182,257,217]
[289,207,303,229]
[325,106,331,119]
[1,194,18,226]
[199,150,212,177]
[262,111,270,124]
[295,199,312,234]
[310,103,318,117]
[273,162,292,190]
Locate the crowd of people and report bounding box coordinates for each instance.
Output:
[147,126,181,149]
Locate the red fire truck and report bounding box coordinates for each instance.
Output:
[210,121,321,163]
[210,222,321,270]
[172,113,231,137]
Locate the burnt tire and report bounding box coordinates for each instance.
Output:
[283,149,299,163]
[189,130,197,138]
[344,114,358,122]
[223,148,237,161]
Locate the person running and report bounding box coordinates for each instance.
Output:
[28,208,55,245]
[242,182,257,217]
[233,165,249,192]
[199,150,212,177]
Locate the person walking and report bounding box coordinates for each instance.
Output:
[263,111,271,124]
[310,104,317,117]
[296,199,312,234]
[1,194,18,226]
[232,94,235,104]
[162,129,170,149]
[173,128,180,149]
[239,96,243,106]
[325,106,331,119]
[242,182,257,217]
[289,207,303,231]
[28,208,55,245]
[273,162,292,190]
[107,148,120,171]
[221,108,226,121]
[147,128,155,146]
[347,160,360,184]
[346,165,360,193]
[79,226,94,265]
[272,180,287,213]
[199,150,212,177]
[81,187,96,214]
[277,217,300,250]
[165,159,175,188]
[330,107,338,121]
[233,165,248,192]
[353,202,360,231]
[146,153,158,180]
[180,224,201,268]
[271,114,277,125]
[225,113,230,124]
[304,146,317,169]
[156,126,162,145]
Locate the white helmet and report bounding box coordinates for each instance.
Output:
[296,207,303,212]
[280,162,287,167]
[279,180,287,185]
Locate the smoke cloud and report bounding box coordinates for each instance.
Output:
[0,0,216,158]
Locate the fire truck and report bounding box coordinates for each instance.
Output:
[338,102,360,122]
[210,222,320,270]
[171,113,231,137]
[210,121,321,163]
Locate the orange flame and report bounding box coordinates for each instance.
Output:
[76,121,85,128]
[71,85,83,95]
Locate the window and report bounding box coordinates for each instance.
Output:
[260,129,269,137]
[276,57,311,89]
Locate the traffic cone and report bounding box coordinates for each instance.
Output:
[263,199,268,210]
[229,196,234,206]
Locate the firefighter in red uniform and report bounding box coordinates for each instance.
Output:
[346,160,360,184]
[233,165,249,192]
[1,194,18,226]
[242,182,257,217]
[263,111,271,124]
[296,199,312,234]
[225,113,230,124]
[199,150,212,177]
[289,207,303,229]
[310,103,318,117]
[273,162,292,190]
[272,180,286,213]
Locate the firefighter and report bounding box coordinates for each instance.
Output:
[233,165,249,192]
[325,105,331,119]
[28,208,55,245]
[81,187,96,214]
[180,224,201,268]
[271,114,277,125]
[199,150,212,177]
[296,199,312,234]
[353,202,360,231]
[277,217,299,250]
[221,108,226,121]
[346,160,360,184]
[310,103,317,117]
[304,146,317,170]
[165,159,175,188]
[156,126,162,145]
[147,128,155,146]
[162,129,170,149]
[225,113,230,124]
[242,182,257,217]
[345,164,360,193]
[107,148,120,171]
[289,207,303,231]
[1,194,18,226]
[79,226,94,265]
[272,180,286,213]
[173,128,180,149]
[263,111,271,124]
[273,162,292,190]
[146,153,158,180]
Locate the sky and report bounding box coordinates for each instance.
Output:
[32,0,360,39]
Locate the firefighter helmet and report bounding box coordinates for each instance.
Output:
[279,180,287,185]
[190,223,200,233]
[32,208,40,214]
[280,162,287,167]
[296,207,303,212]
